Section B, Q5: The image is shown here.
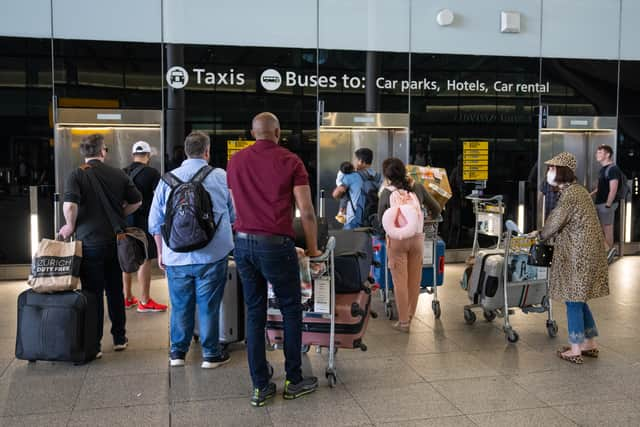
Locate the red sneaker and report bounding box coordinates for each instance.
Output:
[124,296,139,309]
[137,298,168,313]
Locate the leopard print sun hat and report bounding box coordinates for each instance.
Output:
[544,152,577,172]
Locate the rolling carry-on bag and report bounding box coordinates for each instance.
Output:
[15,289,99,364]
[266,289,372,351]
[329,229,374,293]
[194,259,245,346]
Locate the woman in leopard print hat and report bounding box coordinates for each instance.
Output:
[535,152,609,364]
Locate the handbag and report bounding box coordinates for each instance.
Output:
[83,165,148,273]
[527,242,553,267]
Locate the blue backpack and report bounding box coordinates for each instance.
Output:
[348,170,381,228]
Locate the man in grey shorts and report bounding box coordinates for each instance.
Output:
[591,144,622,262]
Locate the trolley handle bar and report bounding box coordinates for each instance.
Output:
[465,195,503,202]
[310,236,336,263]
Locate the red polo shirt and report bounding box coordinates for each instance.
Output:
[227,139,309,238]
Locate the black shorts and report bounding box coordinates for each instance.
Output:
[145,231,158,260]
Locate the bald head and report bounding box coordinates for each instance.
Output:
[251,112,280,142]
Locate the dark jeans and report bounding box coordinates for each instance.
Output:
[80,241,126,349]
[234,236,302,389]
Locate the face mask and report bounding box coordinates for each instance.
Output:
[546,169,557,186]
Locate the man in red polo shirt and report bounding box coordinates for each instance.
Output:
[227,112,322,407]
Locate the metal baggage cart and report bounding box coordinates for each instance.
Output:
[266,236,342,387]
[466,194,505,257]
[463,221,558,343]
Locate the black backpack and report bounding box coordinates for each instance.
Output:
[351,170,381,228]
[161,165,221,252]
[605,164,631,201]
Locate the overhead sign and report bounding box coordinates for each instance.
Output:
[165,66,551,94]
[227,140,255,160]
[463,141,489,181]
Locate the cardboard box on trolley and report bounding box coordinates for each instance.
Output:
[406,165,452,210]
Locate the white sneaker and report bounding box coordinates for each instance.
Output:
[95,351,103,360]
[170,358,185,367]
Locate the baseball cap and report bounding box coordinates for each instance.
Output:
[132,141,152,154]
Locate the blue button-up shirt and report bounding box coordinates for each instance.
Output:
[148,158,235,266]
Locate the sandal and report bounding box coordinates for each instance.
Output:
[560,345,599,358]
[392,321,410,333]
[556,349,584,364]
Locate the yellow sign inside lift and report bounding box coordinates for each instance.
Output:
[463,141,489,181]
[227,140,256,160]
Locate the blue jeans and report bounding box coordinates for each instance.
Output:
[234,236,302,389]
[566,301,599,344]
[80,241,126,349]
[166,259,228,357]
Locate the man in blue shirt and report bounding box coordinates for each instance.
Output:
[148,131,235,369]
[331,148,382,229]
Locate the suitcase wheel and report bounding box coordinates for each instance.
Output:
[301,345,311,354]
[464,309,476,325]
[432,300,441,319]
[483,310,497,322]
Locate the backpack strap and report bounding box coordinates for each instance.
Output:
[161,172,183,189]
[80,164,126,234]
[190,165,215,184]
[128,164,147,183]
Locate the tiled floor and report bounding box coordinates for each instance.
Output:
[1,257,640,426]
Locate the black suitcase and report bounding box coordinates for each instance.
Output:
[330,229,374,293]
[15,289,99,364]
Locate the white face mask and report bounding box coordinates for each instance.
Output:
[546,169,557,186]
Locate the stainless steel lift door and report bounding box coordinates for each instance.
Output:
[318,112,409,229]
[54,108,163,231]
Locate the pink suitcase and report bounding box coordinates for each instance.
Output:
[266,288,372,351]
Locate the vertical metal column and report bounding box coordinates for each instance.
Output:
[166,44,185,162]
[29,186,39,256]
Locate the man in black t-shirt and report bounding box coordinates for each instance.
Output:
[122,141,168,313]
[592,144,622,261]
[60,134,142,356]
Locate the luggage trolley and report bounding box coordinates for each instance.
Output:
[463,221,558,343]
[266,236,342,387]
[466,194,505,257]
[374,216,445,320]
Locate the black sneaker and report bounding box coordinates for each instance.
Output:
[113,337,128,351]
[250,382,276,407]
[170,351,186,367]
[283,376,318,400]
[201,350,231,369]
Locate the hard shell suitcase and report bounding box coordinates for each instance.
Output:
[266,289,372,350]
[373,236,445,290]
[194,259,245,346]
[330,229,374,293]
[15,289,99,364]
[469,250,547,311]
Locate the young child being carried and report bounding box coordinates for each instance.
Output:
[335,161,355,224]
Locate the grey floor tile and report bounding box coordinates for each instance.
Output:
[3,359,89,381]
[432,376,546,415]
[437,327,515,352]
[376,415,477,427]
[370,331,461,356]
[351,382,461,423]
[337,357,424,390]
[86,349,169,378]
[74,373,168,410]
[0,359,13,379]
[171,398,271,427]
[266,384,371,427]
[367,315,434,335]
[404,351,499,381]
[0,323,15,339]
[470,347,568,375]
[554,399,640,427]
[0,412,70,427]
[0,338,16,359]
[0,376,84,416]
[69,404,170,427]
[469,407,577,427]
[513,368,632,406]
[170,365,252,402]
